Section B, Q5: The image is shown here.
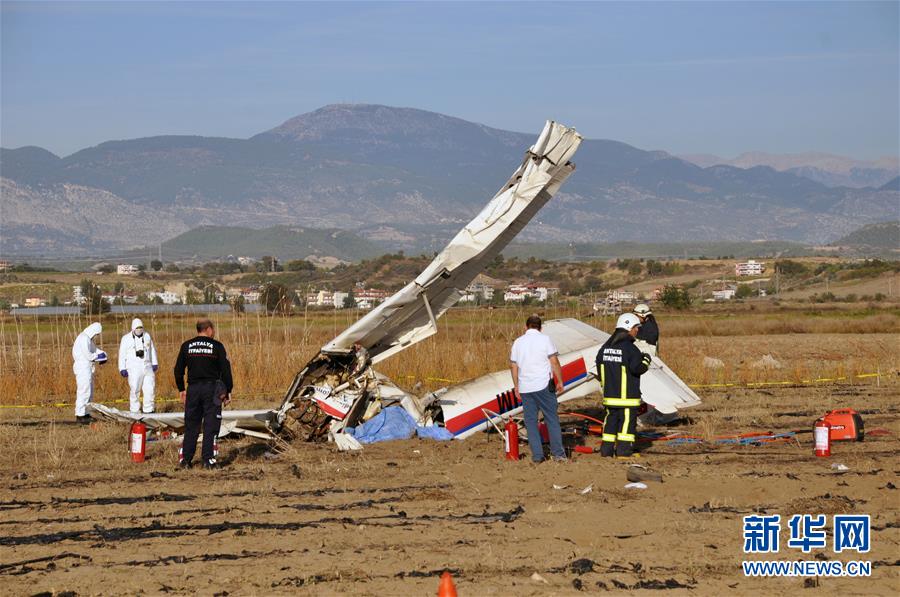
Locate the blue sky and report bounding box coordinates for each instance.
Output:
[2,1,898,159]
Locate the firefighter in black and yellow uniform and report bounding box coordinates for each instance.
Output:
[595,313,652,457]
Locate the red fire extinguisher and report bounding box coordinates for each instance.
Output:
[130,421,147,463]
[504,420,519,461]
[814,417,831,457]
[539,421,550,443]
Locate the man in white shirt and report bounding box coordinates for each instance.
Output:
[118,318,159,413]
[510,315,566,462]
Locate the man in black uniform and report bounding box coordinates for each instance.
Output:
[633,303,659,356]
[596,313,652,457]
[174,318,233,469]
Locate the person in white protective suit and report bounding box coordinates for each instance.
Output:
[118,318,159,413]
[72,322,107,424]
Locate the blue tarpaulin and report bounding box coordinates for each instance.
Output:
[346,406,454,444]
[416,425,454,441]
[346,407,417,444]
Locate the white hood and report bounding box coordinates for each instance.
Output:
[83,322,102,338]
[73,322,104,367]
[131,318,144,332]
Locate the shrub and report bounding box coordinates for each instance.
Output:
[260,283,293,315]
[660,284,691,309]
[79,279,110,315]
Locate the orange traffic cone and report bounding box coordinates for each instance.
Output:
[437,570,458,597]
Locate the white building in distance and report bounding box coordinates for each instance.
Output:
[502,284,556,303]
[712,288,736,301]
[735,260,765,277]
[148,291,180,305]
[117,264,140,275]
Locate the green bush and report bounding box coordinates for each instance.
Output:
[660,284,691,309]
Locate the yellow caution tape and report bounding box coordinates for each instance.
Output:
[0,396,183,410]
[403,372,884,390]
[0,371,886,410]
[690,373,880,389]
[402,374,456,383]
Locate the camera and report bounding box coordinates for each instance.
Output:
[135,349,145,358]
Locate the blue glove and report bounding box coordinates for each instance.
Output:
[96,351,108,364]
[120,370,128,378]
[152,365,158,373]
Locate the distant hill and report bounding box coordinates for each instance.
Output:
[833,221,900,250]
[504,240,813,261]
[137,225,383,263]
[2,103,898,255]
[680,151,899,189]
[879,176,899,191]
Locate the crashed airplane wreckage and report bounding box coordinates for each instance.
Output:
[91,121,701,447]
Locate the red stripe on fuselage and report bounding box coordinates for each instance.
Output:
[445,356,587,435]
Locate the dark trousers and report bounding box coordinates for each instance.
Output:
[521,387,566,462]
[182,380,224,464]
[601,406,637,457]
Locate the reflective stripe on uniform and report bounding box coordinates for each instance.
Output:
[619,407,632,441]
[603,397,641,407]
[601,409,615,442]
[621,365,627,402]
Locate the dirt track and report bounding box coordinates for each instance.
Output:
[1,383,898,596]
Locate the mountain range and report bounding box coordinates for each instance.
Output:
[2,104,898,256]
[832,220,899,250]
[679,151,898,189]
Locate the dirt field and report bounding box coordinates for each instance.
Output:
[2,380,898,596]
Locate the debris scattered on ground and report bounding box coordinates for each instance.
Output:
[689,502,753,514]
[626,465,662,483]
[624,482,648,490]
[703,356,725,369]
[569,558,597,575]
[12,472,27,480]
[552,484,570,490]
[579,484,593,495]
[530,572,549,584]
[751,354,783,369]
[831,463,849,472]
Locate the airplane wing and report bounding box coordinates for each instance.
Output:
[321,121,582,364]
[544,318,701,413]
[542,318,608,354]
[641,359,703,414]
[88,403,278,439]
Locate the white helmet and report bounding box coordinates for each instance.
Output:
[633,303,651,317]
[616,313,642,331]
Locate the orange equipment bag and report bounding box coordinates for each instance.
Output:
[821,409,864,442]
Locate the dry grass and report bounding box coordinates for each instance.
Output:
[1,305,897,410]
